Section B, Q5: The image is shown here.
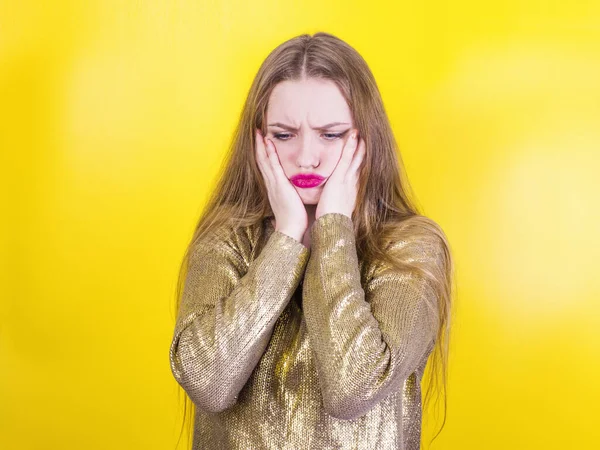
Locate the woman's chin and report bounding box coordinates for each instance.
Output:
[300,192,321,205]
[297,189,320,205]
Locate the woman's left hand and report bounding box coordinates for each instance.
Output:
[315,129,366,220]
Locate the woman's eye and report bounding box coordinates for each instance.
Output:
[273,132,344,141]
[323,133,344,140]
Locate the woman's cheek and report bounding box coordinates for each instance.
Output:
[325,152,340,167]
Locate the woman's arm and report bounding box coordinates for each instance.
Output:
[303,213,443,420]
[169,227,309,413]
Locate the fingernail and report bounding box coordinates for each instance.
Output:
[351,131,357,139]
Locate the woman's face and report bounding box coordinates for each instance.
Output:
[265,78,354,205]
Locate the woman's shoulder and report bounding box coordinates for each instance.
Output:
[379,214,448,265]
[191,216,272,257]
[386,214,444,243]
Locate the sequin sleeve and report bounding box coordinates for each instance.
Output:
[303,212,442,420]
[169,227,310,413]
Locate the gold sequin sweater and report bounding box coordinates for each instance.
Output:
[169,212,441,449]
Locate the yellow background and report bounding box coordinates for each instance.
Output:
[2,1,599,449]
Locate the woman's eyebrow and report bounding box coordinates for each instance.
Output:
[267,122,350,131]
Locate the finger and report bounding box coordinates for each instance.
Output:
[264,138,289,184]
[336,129,360,176]
[255,129,275,186]
[348,137,366,175]
[255,129,269,179]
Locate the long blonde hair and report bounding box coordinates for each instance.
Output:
[171,32,455,449]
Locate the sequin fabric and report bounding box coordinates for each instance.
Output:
[169,212,442,449]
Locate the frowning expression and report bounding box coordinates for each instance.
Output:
[265,78,354,205]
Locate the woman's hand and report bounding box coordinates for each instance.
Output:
[255,129,307,242]
[315,129,366,220]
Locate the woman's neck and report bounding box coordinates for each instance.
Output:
[305,204,316,229]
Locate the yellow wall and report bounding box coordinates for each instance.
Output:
[2,1,599,449]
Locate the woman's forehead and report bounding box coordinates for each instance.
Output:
[267,81,352,126]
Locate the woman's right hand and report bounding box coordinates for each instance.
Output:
[255,128,307,243]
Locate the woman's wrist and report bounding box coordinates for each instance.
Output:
[275,227,305,243]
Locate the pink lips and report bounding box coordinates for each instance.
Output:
[290,173,326,188]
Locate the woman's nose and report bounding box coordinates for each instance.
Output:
[296,135,320,168]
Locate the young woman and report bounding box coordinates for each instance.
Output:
[169,32,454,450]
